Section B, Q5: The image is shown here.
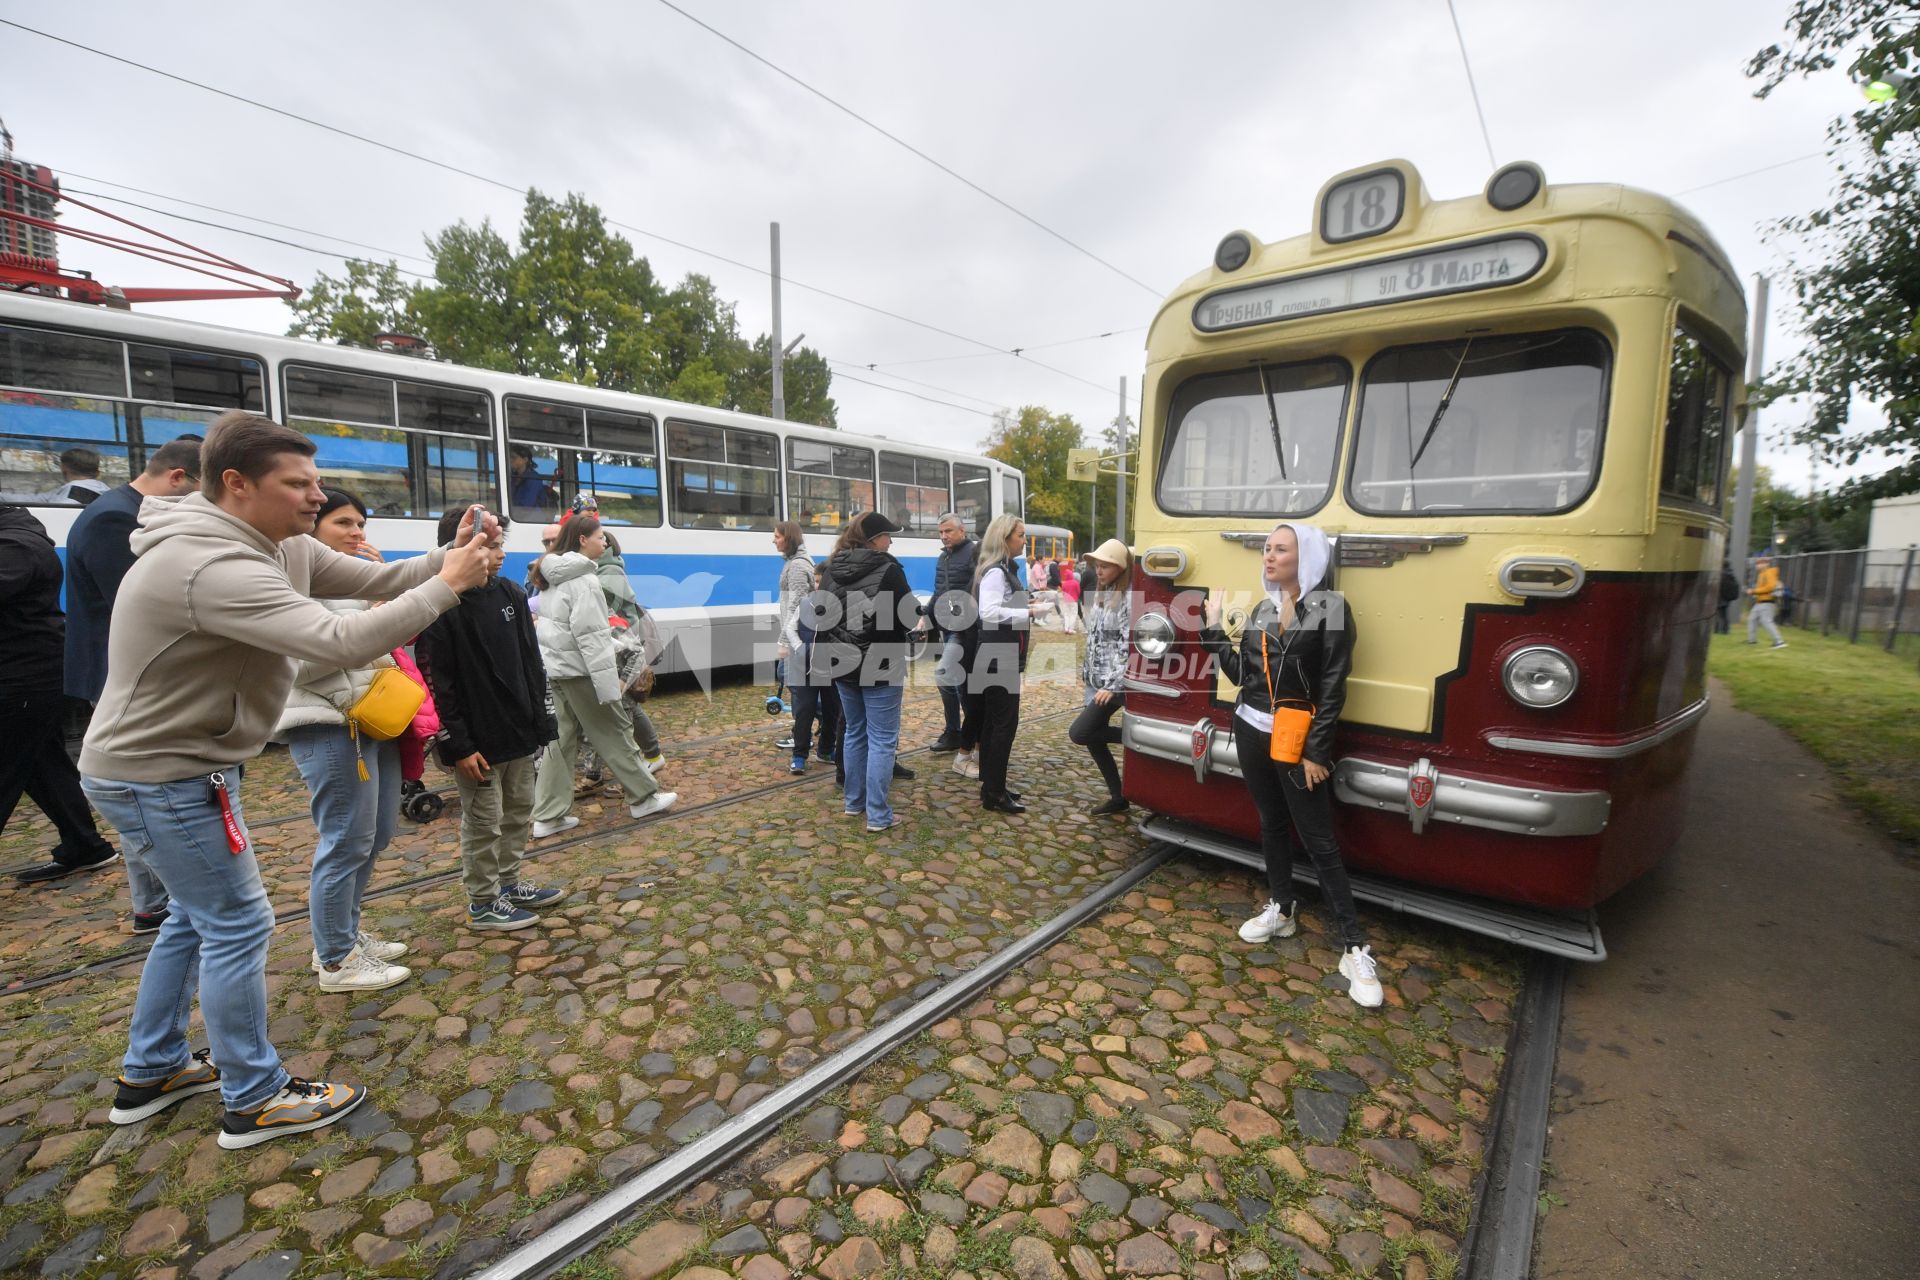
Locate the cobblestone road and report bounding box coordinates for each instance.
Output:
[0,633,1521,1279]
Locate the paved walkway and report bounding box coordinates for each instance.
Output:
[1535,679,1920,1278]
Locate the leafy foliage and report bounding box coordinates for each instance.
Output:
[984,406,1090,544]
[285,190,837,426]
[1749,0,1920,505]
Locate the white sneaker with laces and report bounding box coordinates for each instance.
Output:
[1238,900,1297,943]
[316,945,411,993]
[630,791,678,819]
[1339,945,1384,1008]
[530,815,580,839]
[357,929,408,962]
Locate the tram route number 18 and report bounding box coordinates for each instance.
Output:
[1323,172,1404,242]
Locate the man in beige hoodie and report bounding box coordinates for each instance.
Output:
[82,411,494,1150]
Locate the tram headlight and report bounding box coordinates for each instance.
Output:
[1134,612,1176,658]
[1502,645,1579,709]
[1214,232,1253,273]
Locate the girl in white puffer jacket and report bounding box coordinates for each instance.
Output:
[529,513,675,835]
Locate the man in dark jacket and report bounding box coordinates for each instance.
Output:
[415,511,562,930]
[0,507,120,890]
[929,512,979,752]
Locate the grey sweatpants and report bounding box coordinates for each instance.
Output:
[532,677,659,822]
[455,754,536,904]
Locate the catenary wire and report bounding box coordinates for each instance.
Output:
[650,0,1163,299]
[1,19,1129,400]
[1446,0,1499,172]
[824,359,1005,410]
[1672,151,1828,196]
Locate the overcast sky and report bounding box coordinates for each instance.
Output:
[1,0,1881,492]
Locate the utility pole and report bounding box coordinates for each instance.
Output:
[1730,274,1768,581]
[770,222,785,420]
[1115,376,1128,544]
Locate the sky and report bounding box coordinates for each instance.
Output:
[0,0,1883,493]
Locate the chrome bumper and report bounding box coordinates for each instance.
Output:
[1121,713,1611,838]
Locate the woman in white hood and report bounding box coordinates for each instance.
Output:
[1202,521,1382,1008]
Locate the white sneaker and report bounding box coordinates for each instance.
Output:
[645,753,667,774]
[951,750,972,776]
[356,930,408,962]
[1339,945,1384,1008]
[530,815,581,839]
[1238,899,1297,943]
[630,791,678,819]
[316,945,411,993]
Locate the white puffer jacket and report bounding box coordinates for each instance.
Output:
[272,598,397,739]
[534,552,622,704]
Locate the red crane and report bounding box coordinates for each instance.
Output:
[0,127,299,305]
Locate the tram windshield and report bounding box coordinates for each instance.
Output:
[1348,328,1609,515]
[1157,357,1348,517]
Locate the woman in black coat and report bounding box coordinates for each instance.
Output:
[1202,521,1382,1008]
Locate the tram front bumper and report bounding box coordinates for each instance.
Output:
[1120,713,1611,838]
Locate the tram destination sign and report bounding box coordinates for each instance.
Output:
[1193,234,1546,333]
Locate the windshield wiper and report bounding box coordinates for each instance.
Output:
[1257,364,1288,480]
[1409,338,1473,471]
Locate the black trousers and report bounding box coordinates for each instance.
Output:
[1068,693,1124,799]
[789,647,839,761]
[0,690,114,863]
[1230,717,1365,949]
[976,686,1021,801]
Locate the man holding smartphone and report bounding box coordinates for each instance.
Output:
[82,412,496,1148]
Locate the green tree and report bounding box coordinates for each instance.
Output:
[985,406,1090,547]
[1749,0,1920,504]
[1725,463,1806,554]
[283,190,834,417]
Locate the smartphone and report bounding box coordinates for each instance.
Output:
[465,504,488,546]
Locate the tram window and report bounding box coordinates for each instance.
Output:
[1660,328,1732,509]
[0,389,132,503]
[584,410,660,527]
[954,462,991,535]
[506,398,586,447]
[398,382,489,436]
[786,438,875,532]
[285,366,396,427]
[1158,358,1348,517]
[289,419,415,516]
[1349,330,1609,516]
[879,452,949,534]
[127,345,263,411]
[506,399,582,520]
[667,419,779,530]
[0,326,126,398]
[1004,473,1023,520]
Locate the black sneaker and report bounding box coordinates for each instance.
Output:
[1090,796,1131,817]
[16,848,120,885]
[131,908,170,934]
[893,763,916,780]
[928,734,961,753]
[108,1048,221,1124]
[218,1078,366,1150]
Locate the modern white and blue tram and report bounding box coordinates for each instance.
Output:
[0,291,1026,672]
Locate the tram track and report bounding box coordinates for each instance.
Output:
[0,708,1080,997]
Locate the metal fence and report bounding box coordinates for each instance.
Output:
[1757,546,1920,663]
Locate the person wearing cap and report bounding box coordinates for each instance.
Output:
[1070,539,1133,816]
[812,511,919,834]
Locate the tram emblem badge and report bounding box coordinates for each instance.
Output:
[1406,758,1440,835]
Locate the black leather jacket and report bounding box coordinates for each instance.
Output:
[1202,590,1356,766]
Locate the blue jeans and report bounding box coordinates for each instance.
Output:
[287,726,399,965]
[835,680,903,827]
[81,772,289,1111]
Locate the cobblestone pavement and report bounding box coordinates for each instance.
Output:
[0,633,1521,1279]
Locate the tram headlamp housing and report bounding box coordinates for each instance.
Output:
[1214,232,1253,273]
[1134,612,1176,658]
[1486,162,1545,212]
[1502,645,1579,709]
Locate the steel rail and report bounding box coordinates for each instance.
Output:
[0,709,1079,996]
[1460,954,1568,1280]
[467,841,1176,1280]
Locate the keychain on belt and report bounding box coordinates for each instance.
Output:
[208,771,247,855]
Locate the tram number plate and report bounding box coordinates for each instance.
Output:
[1193,235,1546,333]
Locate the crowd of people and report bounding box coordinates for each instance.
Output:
[0,408,1387,1151]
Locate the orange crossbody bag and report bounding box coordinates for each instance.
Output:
[1260,626,1315,764]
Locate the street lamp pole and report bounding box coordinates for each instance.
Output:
[770,222,785,420]
[1730,274,1769,583]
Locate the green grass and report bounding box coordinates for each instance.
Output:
[1709,630,1920,846]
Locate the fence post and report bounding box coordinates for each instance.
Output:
[1848,550,1869,643]
[1888,546,1917,654]
[1821,553,1839,636]
[1796,554,1813,630]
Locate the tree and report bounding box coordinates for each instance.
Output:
[284,190,835,419]
[1724,463,1806,554]
[985,406,1090,547]
[1748,0,1920,504]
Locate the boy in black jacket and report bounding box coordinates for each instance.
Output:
[416,512,563,930]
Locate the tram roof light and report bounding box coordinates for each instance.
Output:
[1214,232,1253,273]
[1486,162,1545,212]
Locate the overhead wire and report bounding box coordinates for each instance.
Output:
[649,0,1162,298]
[1672,151,1828,196]
[824,359,1004,410]
[826,368,1000,418]
[1445,0,1499,171]
[0,18,1128,400]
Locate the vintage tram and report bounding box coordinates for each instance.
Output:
[1119,159,1746,959]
